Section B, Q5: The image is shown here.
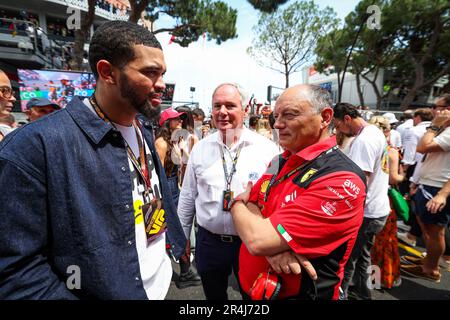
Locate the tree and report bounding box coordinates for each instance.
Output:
[246,0,289,13]
[342,0,397,109]
[73,0,96,70]
[315,28,349,104]
[71,0,238,69]
[316,0,450,109]
[247,0,338,88]
[129,0,238,47]
[388,0,450,109]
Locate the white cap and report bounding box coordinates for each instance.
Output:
[382,112,398,124]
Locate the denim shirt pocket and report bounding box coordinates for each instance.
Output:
[67,202,133,256]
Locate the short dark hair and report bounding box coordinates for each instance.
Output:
[249,115,259,127]
[413,108,434,122]
[88,20,162,79]
[333,102,360,120]
[175,105,195,133]
[192,107,205,119]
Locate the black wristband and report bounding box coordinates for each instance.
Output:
[426,125,441,132]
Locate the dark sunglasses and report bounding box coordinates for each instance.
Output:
[433,104,449,109]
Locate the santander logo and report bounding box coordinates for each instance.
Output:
[342,179,360,198]
[321,201,337,216]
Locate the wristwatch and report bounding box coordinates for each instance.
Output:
[426,125,441,132]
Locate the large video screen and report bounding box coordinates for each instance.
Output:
[162,83,175,103]
[18,69,96,111]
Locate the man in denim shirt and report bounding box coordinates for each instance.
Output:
[0,21,186,299]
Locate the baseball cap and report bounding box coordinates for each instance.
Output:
[159,108,185,126]
[382,112,398,124]
[26,98,61,110]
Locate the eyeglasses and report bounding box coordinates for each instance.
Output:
[433,104,450,110]
[0,86,14,99]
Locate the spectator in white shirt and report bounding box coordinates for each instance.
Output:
[382,112,402,149]
[333,102,390,300]
[397,110,414,140]
[402,108,434,167]
[177,83,279,300]
[401,100,450,283]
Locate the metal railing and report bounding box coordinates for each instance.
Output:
[0,17,70,69]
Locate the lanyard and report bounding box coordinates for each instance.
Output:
[219,143,244,191]
[264,146,337,202]
[89,95,152,193]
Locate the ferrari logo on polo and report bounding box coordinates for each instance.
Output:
[300,168,317,183]
[260,179,270,193]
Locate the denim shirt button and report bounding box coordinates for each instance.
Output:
[125,204,130,210]
[135,277,140,281]
[121,166,126,172]
[128,240,133,246]
[112,133,118,138]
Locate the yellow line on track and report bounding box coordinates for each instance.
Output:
[398,243,424,258]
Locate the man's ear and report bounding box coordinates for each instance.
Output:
[96,60,117,85]
[343,114,352,123]
[320,107,333,127]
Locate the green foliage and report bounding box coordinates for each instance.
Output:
[144,0,237,47]
[248,0,338,87]
[315,0,450,107]
[246,0,289,13]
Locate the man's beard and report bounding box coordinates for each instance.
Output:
[119,73,161,121]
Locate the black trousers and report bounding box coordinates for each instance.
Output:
[195,226,244,300]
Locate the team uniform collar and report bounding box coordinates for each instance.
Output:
[281,136,337,162]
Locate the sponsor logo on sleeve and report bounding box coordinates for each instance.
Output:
[343,179,360,199]
[321,200,337,216]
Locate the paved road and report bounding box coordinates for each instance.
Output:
[165,242,450,300]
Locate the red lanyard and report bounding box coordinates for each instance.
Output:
[89,96,152,193]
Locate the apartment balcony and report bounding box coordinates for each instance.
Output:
[45,0,129,21]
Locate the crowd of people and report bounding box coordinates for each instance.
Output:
[0,20,449,301]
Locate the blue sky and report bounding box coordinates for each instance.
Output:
[156,0,360,115]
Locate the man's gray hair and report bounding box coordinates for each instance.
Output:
[212,82,249,110]
[306,85,333,114]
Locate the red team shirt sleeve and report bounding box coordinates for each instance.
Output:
[269,172,366,259]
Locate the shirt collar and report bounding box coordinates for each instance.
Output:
[214,127,253,150]
[65,96,114,145]
[282,135,337,161]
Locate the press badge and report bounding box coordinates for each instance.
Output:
[142,198,166,244]
[222,190,234,212]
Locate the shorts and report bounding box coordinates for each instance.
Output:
[415,184,450,227]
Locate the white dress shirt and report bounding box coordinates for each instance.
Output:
[402,121,431,165]
[396,119,414,141]
[177,128,280,238]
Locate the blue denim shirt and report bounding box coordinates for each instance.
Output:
[0,97,186,299]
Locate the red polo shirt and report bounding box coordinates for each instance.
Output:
[238,136,366,300]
